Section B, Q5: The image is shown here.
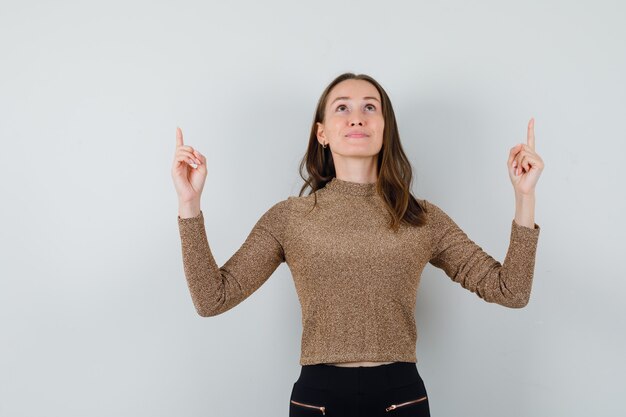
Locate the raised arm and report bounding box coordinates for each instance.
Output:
[171,126,289,316]
[424,199,540,308]
[425,118,544,307]
[177,199,289,316]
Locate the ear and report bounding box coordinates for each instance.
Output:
[316,122,326,143]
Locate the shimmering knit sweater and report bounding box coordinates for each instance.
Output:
[177,177,541,366]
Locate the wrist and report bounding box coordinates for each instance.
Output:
[514,193,536,228]
[515,191,535,201]
[178,199,201,218]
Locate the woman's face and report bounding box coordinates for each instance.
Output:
[316,79,384,159]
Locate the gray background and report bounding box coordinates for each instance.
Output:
[1,0,624,416]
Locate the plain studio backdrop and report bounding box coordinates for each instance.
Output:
[1,0,624,416]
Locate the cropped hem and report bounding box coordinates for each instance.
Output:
[299,352,418,366]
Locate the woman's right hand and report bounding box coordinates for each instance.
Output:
[171,127,207,203]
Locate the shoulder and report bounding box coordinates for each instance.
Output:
[414,197,436,215]
[414,197,437,210]
[259,192,320,219]
[414,197,454,227]
[286,193,320,210]
[249,197,294,244]
[258,196,293,221]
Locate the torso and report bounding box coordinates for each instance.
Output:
[325,361,394,367]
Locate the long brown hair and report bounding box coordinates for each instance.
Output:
[297,72,427,231]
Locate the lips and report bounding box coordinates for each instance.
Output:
[345,130,369,138]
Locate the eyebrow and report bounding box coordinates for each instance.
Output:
[330,96,380,105]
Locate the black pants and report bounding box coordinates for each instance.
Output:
[289,361,430,416]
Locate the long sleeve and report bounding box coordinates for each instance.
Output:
[177,199,290,317]
[423,199,541,308]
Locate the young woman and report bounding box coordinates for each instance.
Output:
[171,72,543,416]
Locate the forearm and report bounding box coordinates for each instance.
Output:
[514,192,536,228]
[178,211,238,317]
[176,200,288,317]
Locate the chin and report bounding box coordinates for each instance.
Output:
[336,150,380,158]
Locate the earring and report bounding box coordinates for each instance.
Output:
[322,142,327,148]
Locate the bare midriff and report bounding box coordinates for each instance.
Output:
[325,361,394,367]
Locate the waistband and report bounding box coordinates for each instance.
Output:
[295,361,421,395]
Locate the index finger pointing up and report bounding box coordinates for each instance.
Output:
[527,118,535,150]
[176,126,184,147]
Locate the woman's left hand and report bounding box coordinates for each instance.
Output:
[508,118,544,195]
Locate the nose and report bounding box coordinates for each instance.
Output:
[349,111,364,126]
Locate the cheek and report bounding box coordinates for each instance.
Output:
[375,120,385,137]
[373,114,384,128]
[329,123,345,136]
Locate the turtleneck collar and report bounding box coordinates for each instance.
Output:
[323,177,377,197]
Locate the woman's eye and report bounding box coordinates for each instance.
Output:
[335,103,376,112]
